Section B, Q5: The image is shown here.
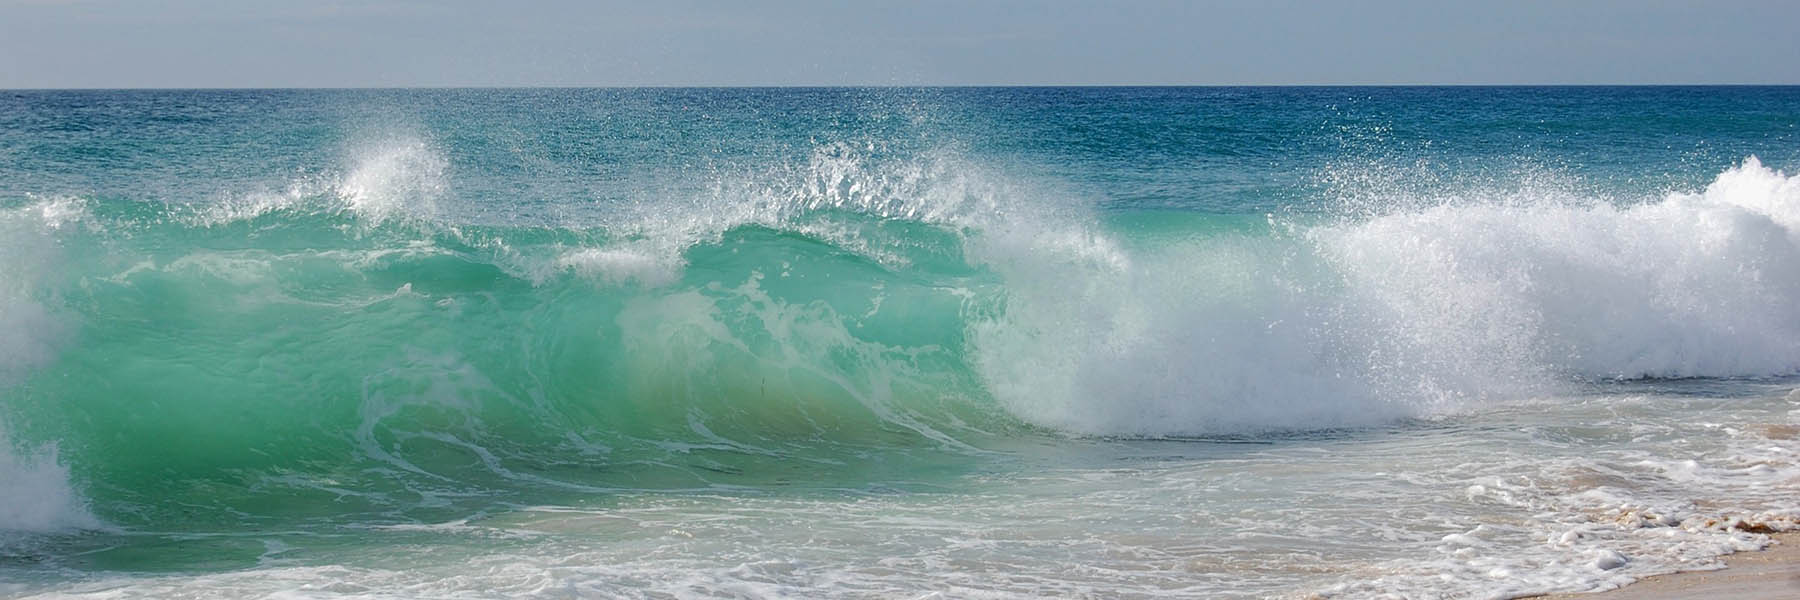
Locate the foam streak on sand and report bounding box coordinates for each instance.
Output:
[1536,532,1800,600]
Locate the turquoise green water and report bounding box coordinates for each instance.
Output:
[3,88,1799,598]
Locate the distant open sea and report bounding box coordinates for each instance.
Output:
[3,87,1799,598]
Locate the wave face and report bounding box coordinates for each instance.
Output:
[2,87,1799,599]
[6,140,1800,525]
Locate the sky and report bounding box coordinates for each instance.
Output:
[3,0,1798,88]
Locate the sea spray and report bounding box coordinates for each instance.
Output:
[0,428,99,536]
[335,135,448,227]
[1315,156,1800,381]
[0,199,95,538]
[0,197,78,381]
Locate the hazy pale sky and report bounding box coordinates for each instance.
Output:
[4,0,1798,88]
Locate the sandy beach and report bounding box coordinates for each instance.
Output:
[1534,532,1800,600]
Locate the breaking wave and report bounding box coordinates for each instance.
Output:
[2,139,1797,531]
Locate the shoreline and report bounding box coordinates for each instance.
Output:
[1532,532,1800,599]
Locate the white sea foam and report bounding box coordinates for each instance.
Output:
[1317,156,1800,381]
[0,199,101,539]
[0,197,78,381]
[969,228,1424,435]
[976,157,1800,435]
[0,428,99,535]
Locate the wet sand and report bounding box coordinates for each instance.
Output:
[1535,532,1800,599]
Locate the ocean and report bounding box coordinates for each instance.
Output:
[1,87,1798,599]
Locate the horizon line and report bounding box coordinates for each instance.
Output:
[7,83,1800,92]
